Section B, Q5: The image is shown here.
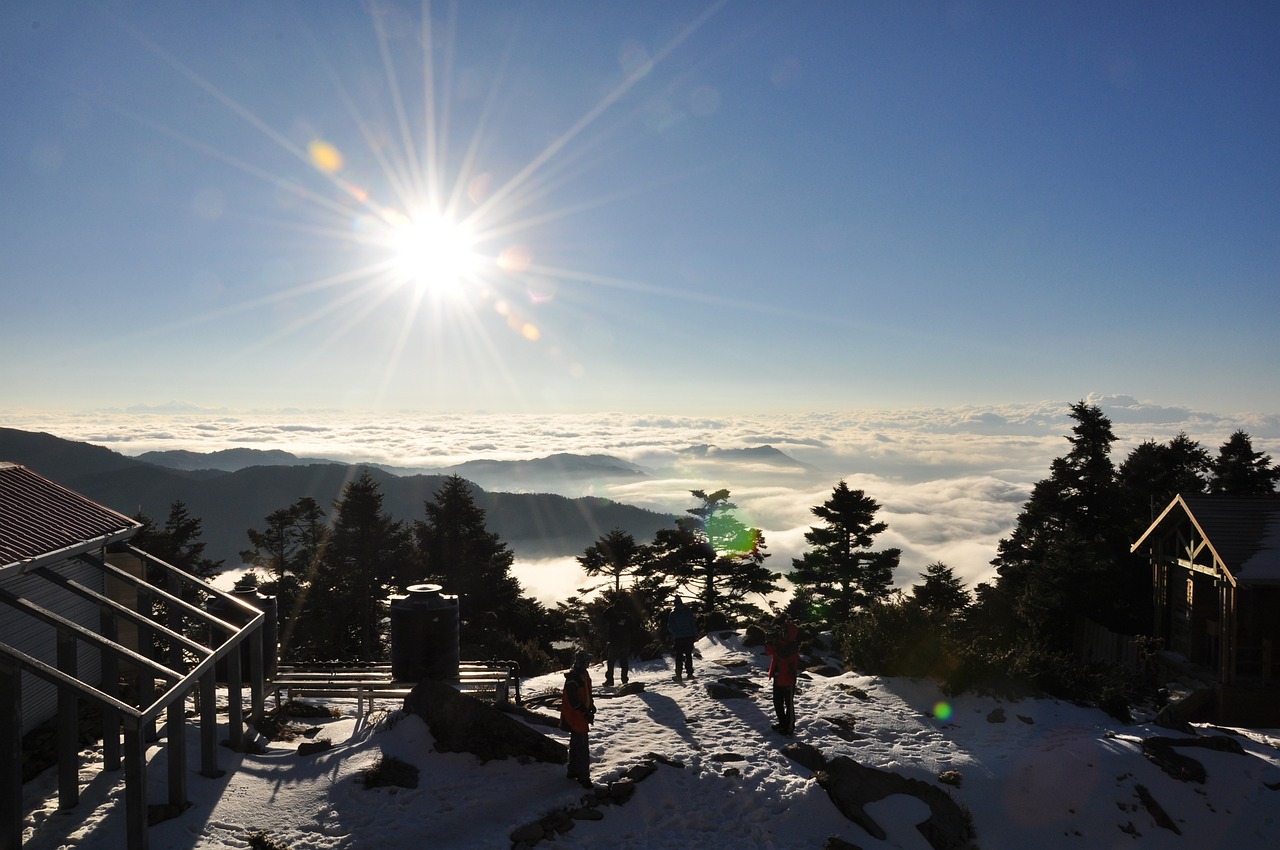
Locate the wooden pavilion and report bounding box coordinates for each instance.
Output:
[1131,494,1280,726]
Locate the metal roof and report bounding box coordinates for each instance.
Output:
[0,462,140,571]
[1133,494,1280,586]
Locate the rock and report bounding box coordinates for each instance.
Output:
[705,681,751,700]
[296,739,332,756]
[1140,738,1205,784]
[1134,784,1180,834]
[807,664,844,677]
[710,752,746,762]
[986,707,1006,723]
[782,741,827,772]
[615,681,646,696]
[1140,734,1246,784]
[403,678,566,765]
[938,770,962,787]
[509,822,545,844]
[826,715,864,741]
[822,837,866,850]
[814,756,974,850]
[711,655,747,670]
[1016,715,1034,725]
[602,777,637,805]
[646,751,686,769]
[838,684,872,701]
[624,762,657,781]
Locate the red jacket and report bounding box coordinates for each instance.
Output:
[560,668,594,733]
[765,622,800,687]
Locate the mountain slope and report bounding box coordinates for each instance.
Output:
[0,429,673,566]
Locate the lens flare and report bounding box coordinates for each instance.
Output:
[933,701,953,720]
[308,139,344,173]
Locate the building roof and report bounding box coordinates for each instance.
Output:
[0,462,140,572]
[1133,494,1280,586]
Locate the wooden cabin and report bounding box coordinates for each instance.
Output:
[1131,494,1280,726]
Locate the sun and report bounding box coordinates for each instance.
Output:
[383,208,481,297]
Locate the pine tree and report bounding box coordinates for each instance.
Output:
[909,562,971,617]
[789,481,900,625]
[1117,432,1210,531]
[983,401,1138,647]
[578,528,647,594]
[301,471,409,661]
[241,496,329,657]
[133,500,223,579]
[413,475,526,647]
[1207,430,1280,495]
[647,489,780,627]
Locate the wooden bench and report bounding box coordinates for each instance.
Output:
[271,661,519,715]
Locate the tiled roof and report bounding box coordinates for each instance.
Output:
[0,462,140,569]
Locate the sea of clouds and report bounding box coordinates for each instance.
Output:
[5,394,1277,603]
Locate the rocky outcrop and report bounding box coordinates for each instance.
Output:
[783,744,974,850]
[403,678,566,765]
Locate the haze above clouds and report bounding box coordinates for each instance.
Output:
[5,395,1277,601]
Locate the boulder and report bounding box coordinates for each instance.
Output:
[814,756,974,850]
[403,678,566,765]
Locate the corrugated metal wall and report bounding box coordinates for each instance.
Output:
[0,557,104,735]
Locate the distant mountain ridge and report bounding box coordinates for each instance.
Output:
[0,427,673,568]
[135,447,342,472]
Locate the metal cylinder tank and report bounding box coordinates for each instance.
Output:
[389,583,460,682]
[208,576,279,681]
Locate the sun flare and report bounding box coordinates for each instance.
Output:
[384,209,481,297]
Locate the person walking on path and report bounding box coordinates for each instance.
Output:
[560,650,596,787]
[765,618,801,735]
[601,599,632,686]
[667,596,698,682]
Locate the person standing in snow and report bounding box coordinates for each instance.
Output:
[601,598,631,687]
[765,617,801,735]
[667,596,698,682]
[561,650,596,788]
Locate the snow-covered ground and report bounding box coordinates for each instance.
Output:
[21,633,1280,849]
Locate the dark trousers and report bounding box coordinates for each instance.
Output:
[567,731,590,781]
[772,683,796,733]
[605,644,629,683]
[672,636,694,677]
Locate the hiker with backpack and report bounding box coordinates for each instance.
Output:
[667,596,698,682]
[765,617,800,735]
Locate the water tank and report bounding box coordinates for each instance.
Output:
[390,584,460,682]
[208,577,279,681]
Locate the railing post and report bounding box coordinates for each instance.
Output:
[0,662,21,850]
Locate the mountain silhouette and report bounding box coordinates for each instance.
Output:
[0,428,673,567]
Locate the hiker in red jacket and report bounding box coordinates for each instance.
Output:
[765,618,800,735]
[560,650,596,787]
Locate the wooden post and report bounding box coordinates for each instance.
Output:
[56,627,79,810]
[199,672,222,777]
[0,663,21,850]
[122,722,149,850]
[226,647,244,751]
[165,696,187,810]
[248,627,265,728]
[101,607,121,771]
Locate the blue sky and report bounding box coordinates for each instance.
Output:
[3,1,1277,415]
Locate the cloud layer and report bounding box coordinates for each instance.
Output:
[5,396,1277,602]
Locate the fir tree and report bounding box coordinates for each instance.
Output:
[789,481,899,625]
